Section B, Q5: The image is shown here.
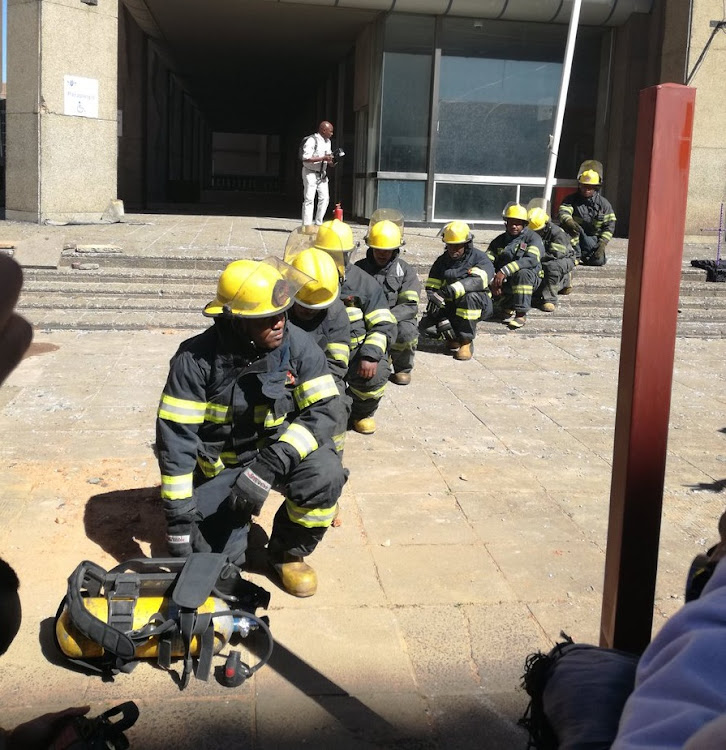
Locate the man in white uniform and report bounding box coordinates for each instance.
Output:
[301,121,334,228]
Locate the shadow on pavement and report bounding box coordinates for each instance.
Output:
[84,487,167,562]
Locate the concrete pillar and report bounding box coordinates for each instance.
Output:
[6,0,119,223]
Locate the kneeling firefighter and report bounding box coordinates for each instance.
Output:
[313,219,397,435]
[420,220,494,361]
[156,257,347,598]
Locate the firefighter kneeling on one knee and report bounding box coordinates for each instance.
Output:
[419,220,495,361]
[156,257,346,598]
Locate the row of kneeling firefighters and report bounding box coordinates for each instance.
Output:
[156,161,615,598]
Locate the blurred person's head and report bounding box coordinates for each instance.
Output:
[0,557,22,656]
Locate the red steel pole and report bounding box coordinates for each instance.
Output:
[600,83,696,653]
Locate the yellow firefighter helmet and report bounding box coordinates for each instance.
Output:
[502,203,528,222]
[578,169,601,186]
[291,247,340,309]
[203,258,312,318]
[441,220,472,244]
[366,219,402,250]
[527,207,550,232]
[314,219,356,276]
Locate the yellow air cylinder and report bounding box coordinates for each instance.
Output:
[55,596,233,660]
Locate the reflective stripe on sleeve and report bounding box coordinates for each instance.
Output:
[279,422,319,461]
[398,290,419,303]
[363,331,388,355]
[504,262,521,275]
[426,278,443,289]
[205,402,230,424]
[346,307,363,323]
[366,308,397,327]
[197,455,224,478]
[469,267,489,285]
[161,473,194,500]
[254,404,286,428]
[293,374,338,409]
[449,281,466,299]
[326,342,350,365]
[158,395,206,424]
[285,498,339,528]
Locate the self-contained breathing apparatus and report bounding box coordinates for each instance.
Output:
[54,553,273,691]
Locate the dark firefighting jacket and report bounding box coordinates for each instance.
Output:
[424,243,495,298]
[557,191,616,244]
[288,299,351,388]
[486,227,544,277]
[339,264,397,362]
[538,222,576,262]
[355,249,421,323]
[156,319,339,506]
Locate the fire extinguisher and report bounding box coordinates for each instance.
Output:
[333,203,343,221]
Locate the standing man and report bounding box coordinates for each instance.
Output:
[356,213,421,386]
[313,219,397,435]
[301,121,335,230]
[419,221,494,361]
[528,206,577,312]
[557,160,616,267]
[156,257,346,598]
[487,203,544,330]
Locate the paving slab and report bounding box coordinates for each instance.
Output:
[0,211,724,746]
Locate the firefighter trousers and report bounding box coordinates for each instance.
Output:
[390,319,418,374]
[193,444,346,565]
[501,269,541,315]
[419,290,492,343]
[539,258,576,304]
[346,348,391,420]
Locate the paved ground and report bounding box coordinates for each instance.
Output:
[0,213,725,748]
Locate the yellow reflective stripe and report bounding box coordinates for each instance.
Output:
[205,402,230,424]
[197,454,224,478]
[326,342,350,365]
[285,498,339,528]
[366,308,396,327]
[349,383,387,400]
[398,290,419,303]
[158,394,206,424]
[253,405,286,428]
[455,307,482,321]
[220,451,239,466]
[504,262,520,275]
[510,284,534,294]
[601,231,613,241]
[560,204,574,216]
[363,331,388,354]
[529,246,541,261]
[450,281,466,299]
[469,267,489,285]
[426,278,443,289]
[603,212,616,221]
[333,431,346,453]
[279,422,319,461]
[346,307,363,322]
[161,473,194,500]
[293,374,338,409]
[350,333,366,347]
[391,339,417,351]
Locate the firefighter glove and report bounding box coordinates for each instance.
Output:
[560,216,579,235]
[425,290,446,316]
[227,451,281,523]
[436,318,456,340]
[167,514,202,558]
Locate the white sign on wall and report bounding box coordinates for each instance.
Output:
[64,75,99,119]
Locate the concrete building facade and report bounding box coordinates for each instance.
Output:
[4,0,725,236]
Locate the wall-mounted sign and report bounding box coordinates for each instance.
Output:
[64,75,99,119]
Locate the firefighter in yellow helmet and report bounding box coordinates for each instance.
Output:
[527,203,577,312]
[356,211,421,385]
[156,257,347,598]
[285,240,352,455]
[419,220,495,361]
[557,160,616,266]
[487,203,544,330]
[313,219,397,435]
